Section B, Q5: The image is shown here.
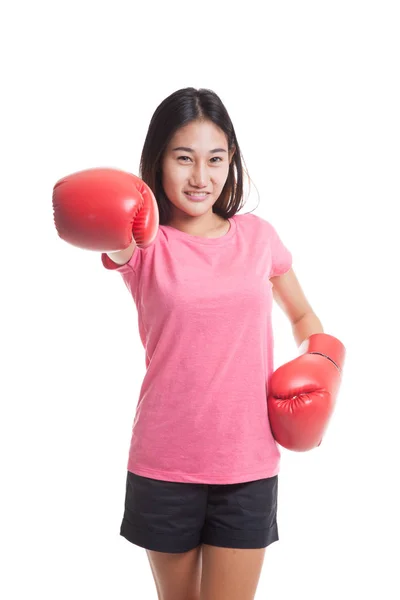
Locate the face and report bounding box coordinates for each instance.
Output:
[160,120,235,223]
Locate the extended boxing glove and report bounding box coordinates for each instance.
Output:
[52,168,159,251]
[267,333,346,452]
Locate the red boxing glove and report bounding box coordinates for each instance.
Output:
[267,333,346,451]
[52,167,159,251]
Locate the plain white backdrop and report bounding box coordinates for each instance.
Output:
[1,0,399,598]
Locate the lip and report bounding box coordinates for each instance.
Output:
[184,192,210,202]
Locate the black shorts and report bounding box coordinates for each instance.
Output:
[120,471,279,553]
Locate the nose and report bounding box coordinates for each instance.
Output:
[189,162,209,188]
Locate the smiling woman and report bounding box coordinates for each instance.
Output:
[70,86,346,600]
[94,87,291,600]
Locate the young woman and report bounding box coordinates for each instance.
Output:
[53,87,345,600]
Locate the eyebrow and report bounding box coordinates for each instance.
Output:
[171,146,227,153]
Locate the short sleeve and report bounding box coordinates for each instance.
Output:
[267,221,292,277]
[100,246,142,300]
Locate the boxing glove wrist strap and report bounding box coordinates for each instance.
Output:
[299,333,346,374]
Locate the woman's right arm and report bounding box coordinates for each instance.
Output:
[106,236,137,265]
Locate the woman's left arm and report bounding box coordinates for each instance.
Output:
[270,267,324,346]
[268,267,346,452]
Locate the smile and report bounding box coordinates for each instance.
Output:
[184,192,210,202]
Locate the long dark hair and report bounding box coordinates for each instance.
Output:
[139,87,253,225]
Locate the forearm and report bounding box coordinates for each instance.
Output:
[106,236,136,265]
[292,312,324,348]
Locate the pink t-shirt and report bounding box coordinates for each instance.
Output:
[101,213,292,484]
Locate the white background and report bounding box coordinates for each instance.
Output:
[1,1,399,598]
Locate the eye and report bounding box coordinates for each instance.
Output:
[177,156,223,163]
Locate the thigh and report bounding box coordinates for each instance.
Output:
[120,471,207,553]
[200,544,266,600]
[201,475,279,549]
[147,544,202,600]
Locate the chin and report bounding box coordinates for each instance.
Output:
[180,199,212,212]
